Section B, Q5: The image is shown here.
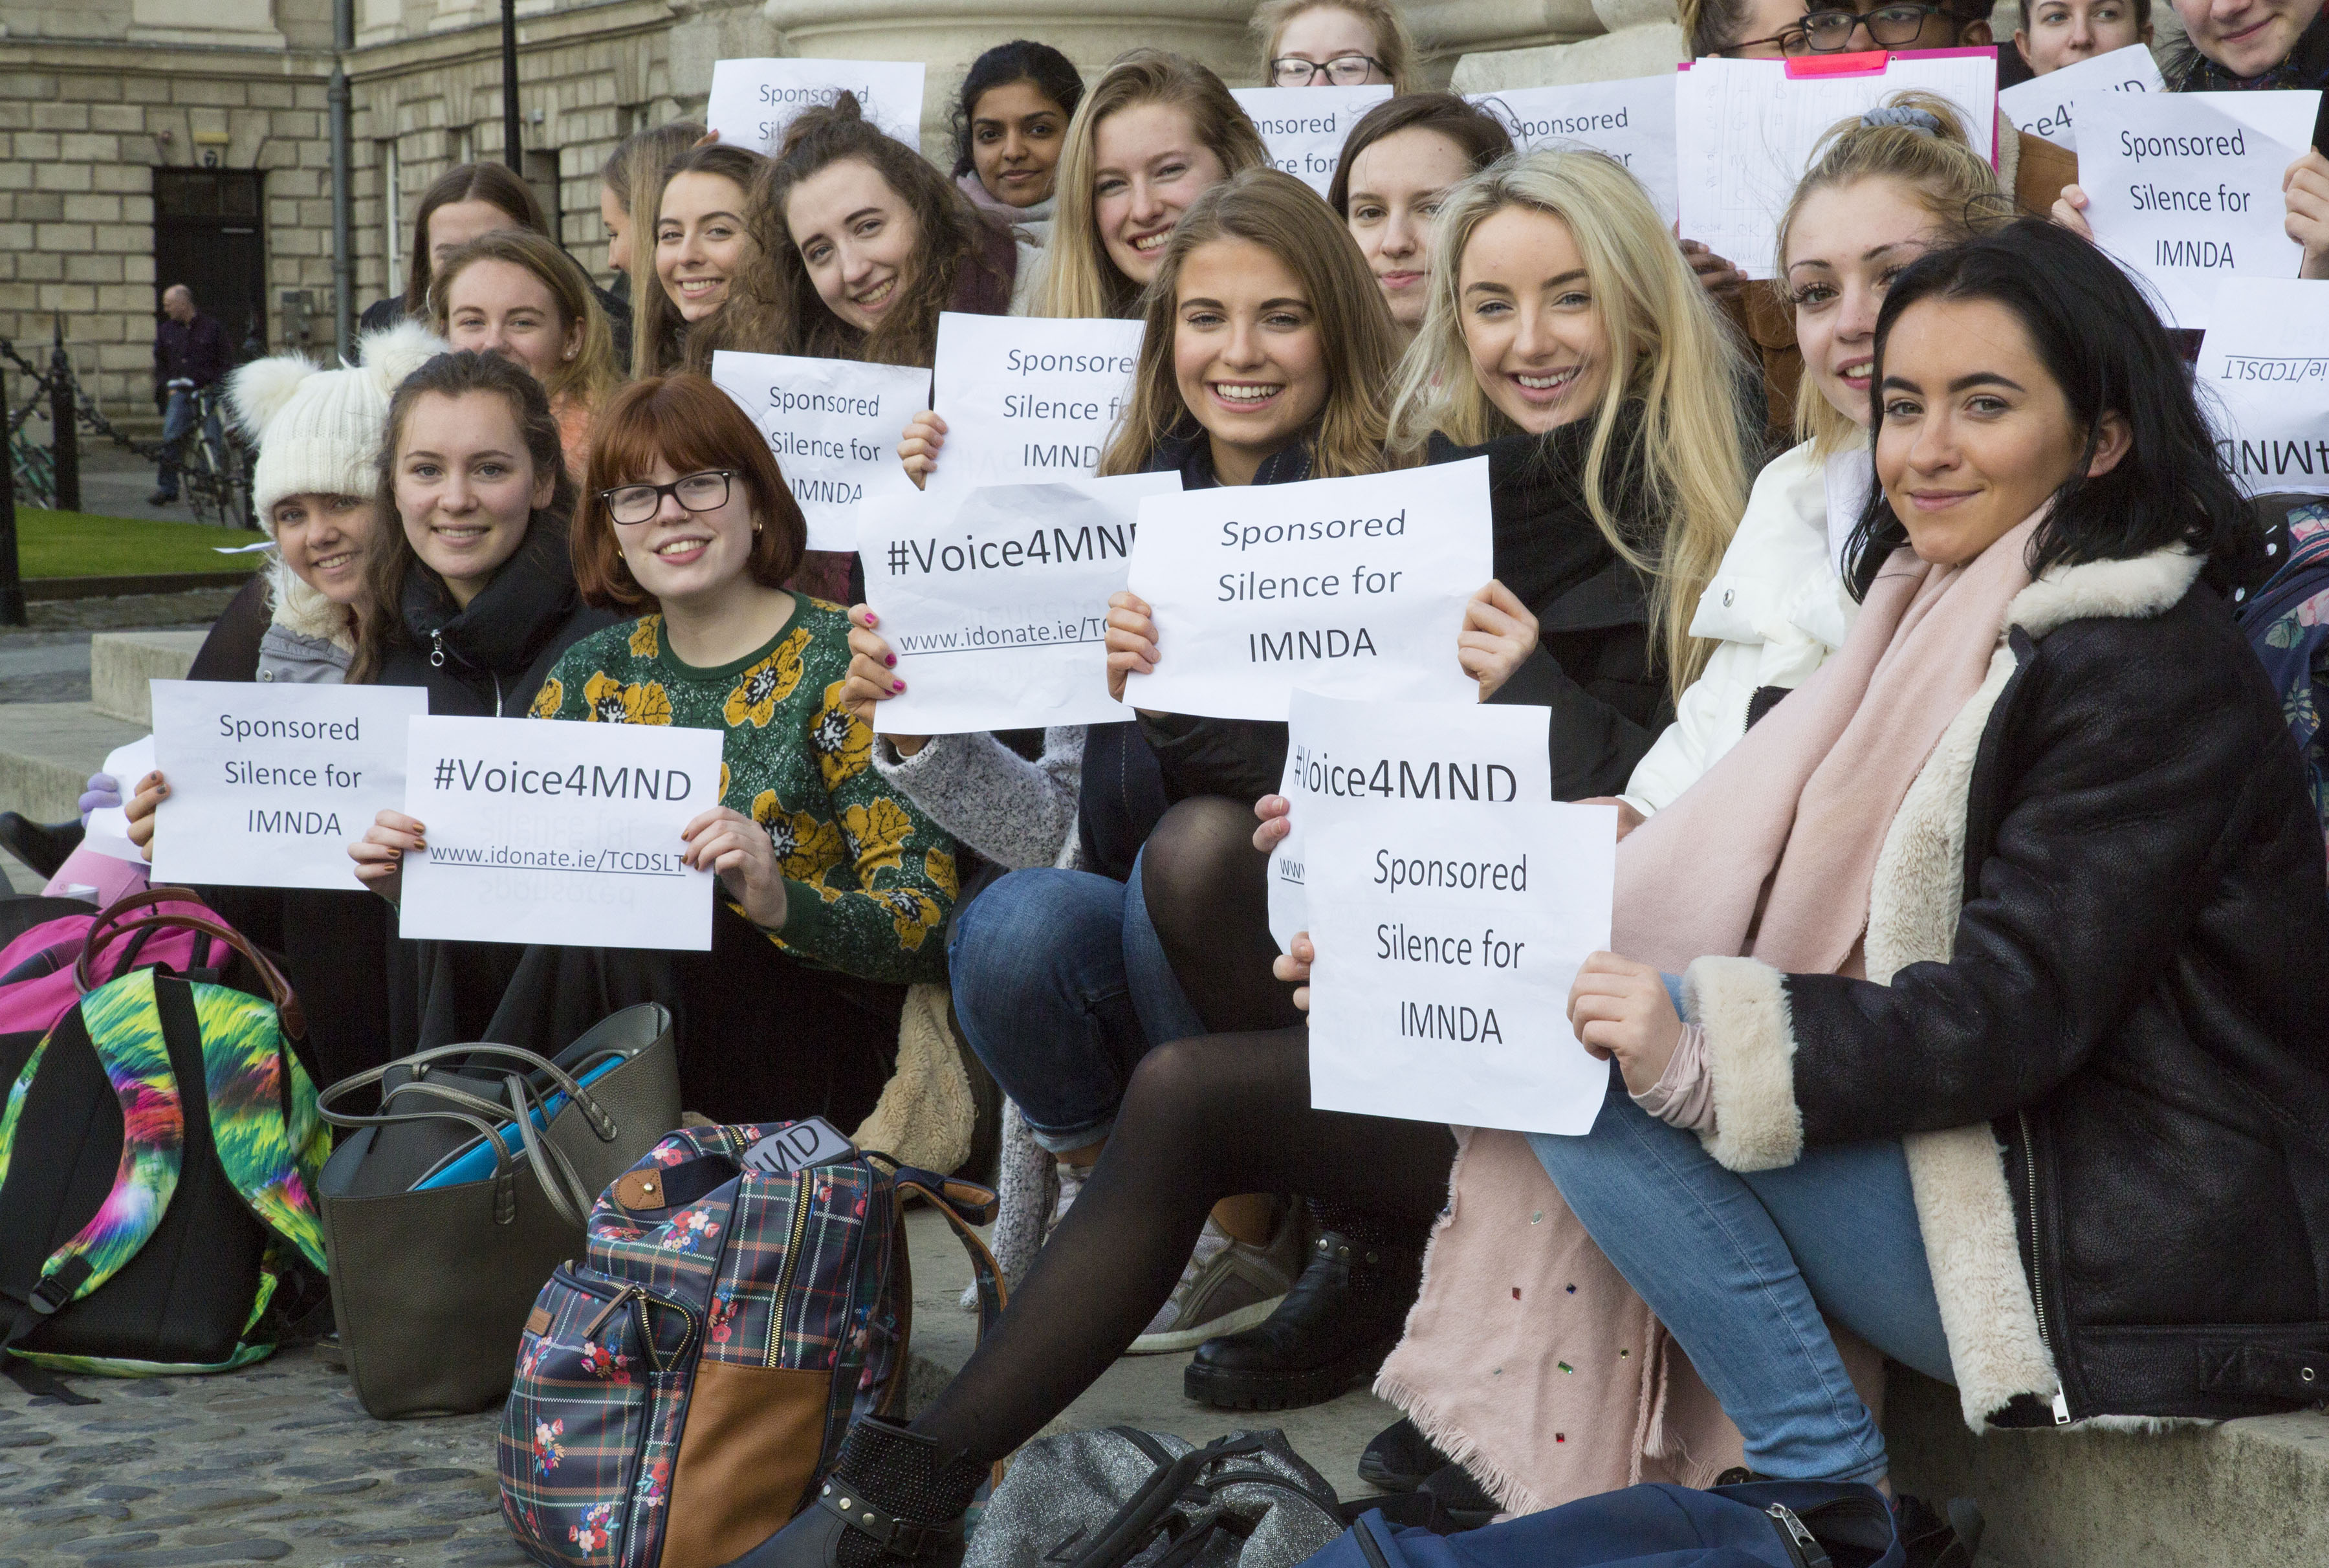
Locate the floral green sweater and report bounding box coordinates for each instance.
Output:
[531,598,959,985]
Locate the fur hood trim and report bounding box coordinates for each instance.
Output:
[2006,547,2201,640]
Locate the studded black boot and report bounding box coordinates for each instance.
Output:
[719,1415,987,1568]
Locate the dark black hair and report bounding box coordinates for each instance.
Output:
[950,40,1087,180]
[1848,218,2262,600]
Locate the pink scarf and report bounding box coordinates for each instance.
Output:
[1377,522,2040,1511]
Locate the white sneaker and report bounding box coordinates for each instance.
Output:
[1125,1207,1302,1355]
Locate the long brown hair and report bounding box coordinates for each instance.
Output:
[1099,167,1405,482]
[631,142,765,376]
[574,375,807,612]
[353,351,576,682]
[428,230,621,418]
[400,162,546,314]
[702,94,1011,369]
[1036,51,1270,321]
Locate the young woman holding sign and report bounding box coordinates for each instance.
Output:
[429,230,622,482]
[950,40,1087,245]
[1326,94,1514,340]
[361,373,963,1124]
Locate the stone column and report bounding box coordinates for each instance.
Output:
[1437,0,1685,91]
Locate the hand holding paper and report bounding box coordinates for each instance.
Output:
[1568,951,1685,1094]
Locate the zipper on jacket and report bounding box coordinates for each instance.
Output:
[2017,1109,2072,1424]
[764,1168,814,1367]
[428,628,446,668]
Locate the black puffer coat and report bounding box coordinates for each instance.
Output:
[1690,550,2329,1423]
[374,520,615,717]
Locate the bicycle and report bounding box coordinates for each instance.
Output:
[178,386,254,530]
[8,422,55,511]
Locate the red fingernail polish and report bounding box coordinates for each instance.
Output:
[866,613,879,627]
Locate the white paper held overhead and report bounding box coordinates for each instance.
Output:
[925,313,1144,498]
[397,715,725,951]
[1307,800,1617,1136]
[1125,458,1494,721]
[1232,86,1395,194]
[1996,41,2162,150]
[709,351,929,553]
[705,58,926,154]
[1469,78,1679,223]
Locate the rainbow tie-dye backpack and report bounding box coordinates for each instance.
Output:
[0,889,330,1404]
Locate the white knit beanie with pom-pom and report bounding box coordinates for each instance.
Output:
[224,320,446,647]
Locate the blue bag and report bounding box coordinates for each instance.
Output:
[1304,1481,1900,1568]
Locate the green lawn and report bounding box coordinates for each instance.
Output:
[8,508,268,579]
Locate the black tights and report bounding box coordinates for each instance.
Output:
[909,1025,1457,1464]
[1138,795,1305,1034]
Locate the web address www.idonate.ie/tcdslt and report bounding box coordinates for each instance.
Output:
[425,844,688,876]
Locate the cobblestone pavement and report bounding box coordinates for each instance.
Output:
[0,1347,516,1568]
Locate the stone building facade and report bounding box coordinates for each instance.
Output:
[0,0,1642,421]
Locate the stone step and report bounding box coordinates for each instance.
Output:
[0,699,150,824]
[90,627,208,724]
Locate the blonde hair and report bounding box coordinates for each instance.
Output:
[1774,93,2003,455]
[1392,148,1751,697]
[1100,168,1406,482]
[1034,50,1270,320]
[428,230,620,419]
[1251,0,1419,93]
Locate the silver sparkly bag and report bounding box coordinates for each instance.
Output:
[967,1427,1348,1568]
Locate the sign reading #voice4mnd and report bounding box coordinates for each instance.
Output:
[1232,86,1393,195]
[2078,89,2320,329]
[1306,800,1617,1137]
[1996,41,2161,151]
[148,681,428,891]
[397,715,725,952]
[1126,457,1493,721]
[710,351,928,553]
[705,58,926,153]
[926,312,1144,498]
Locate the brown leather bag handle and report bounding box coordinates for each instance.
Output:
[76,886,307,1039]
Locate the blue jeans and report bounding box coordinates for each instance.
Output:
[157,387,221,498]
[948,853,1205,1154]
[1527,1066,1953,1483]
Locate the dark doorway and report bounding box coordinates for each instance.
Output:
[153,169,268,360]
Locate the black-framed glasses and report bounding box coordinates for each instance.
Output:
[1719,25,1811,55]
[1788,3,1954,52]
[1269,52,1390,86]
[600,470,733,525]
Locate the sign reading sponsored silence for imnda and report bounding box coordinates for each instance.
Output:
[1469,78,1679,224]
[1124,457,1494,721]
[925,312,1144,498]
[1306,799,1618,1136]
[2198,276,2329,497]
[148,680,428,891]
[705,58,926,153]
[1267,688,1551,953]
[2077,89,2320,329]
[397,715,725,951]
[710,350,929,553]
[859,472,1184,735]
[1232,85,1394,195]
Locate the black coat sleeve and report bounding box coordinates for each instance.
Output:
[1134,713,1290,806]
[1487,640,1664,801]
[188,575,272,683]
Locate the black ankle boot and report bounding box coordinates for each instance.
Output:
[1183,1219,1422,1411]
[719,1415,986,1568]
[0,814,82,881]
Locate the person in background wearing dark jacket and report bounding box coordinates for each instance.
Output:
[345,349,615,1049]
[150,284,230,506]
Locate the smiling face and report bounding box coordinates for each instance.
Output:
[1273,5,1390,82]
[392,389,555,609]
[785,157,923,334]
[655,171,750,322]
[1170,237,1331,487]
[2172,0,2319,76]
[2016,0,2148,70]
[428,199,521,275]
[1456,205,1612,434]
[1786,178,1945,430]
[1092,102,1230,287]
[606,460,763,611]
[443,258,580,388]
[971,79,1071,208]
[270,492,378,607]
[1875,295,2127,566]
[1345,126,1474,332]
[600,183,632,276]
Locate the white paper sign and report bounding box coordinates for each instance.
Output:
[1231,86,1395,195]
[83,735,156,865]
[926,312,1144,498]
[397,715,724,951]
[2198,277,2329,496]
[1306,800,1617,1136]
[1676,52,1998,278]
[2078,90,2318,329]
[1125,459,1494,721]
[1996,42,2163,151]
[710,350,928,553]
[146,681,428,891]
[705,58,926,154]
[1268,689,1552,952]
[1470,79,1680,224]
[859,473,1184,734]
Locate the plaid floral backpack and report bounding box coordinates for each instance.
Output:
[497,1116,1003,1568]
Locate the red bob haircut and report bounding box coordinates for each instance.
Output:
[575,374,807,611]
